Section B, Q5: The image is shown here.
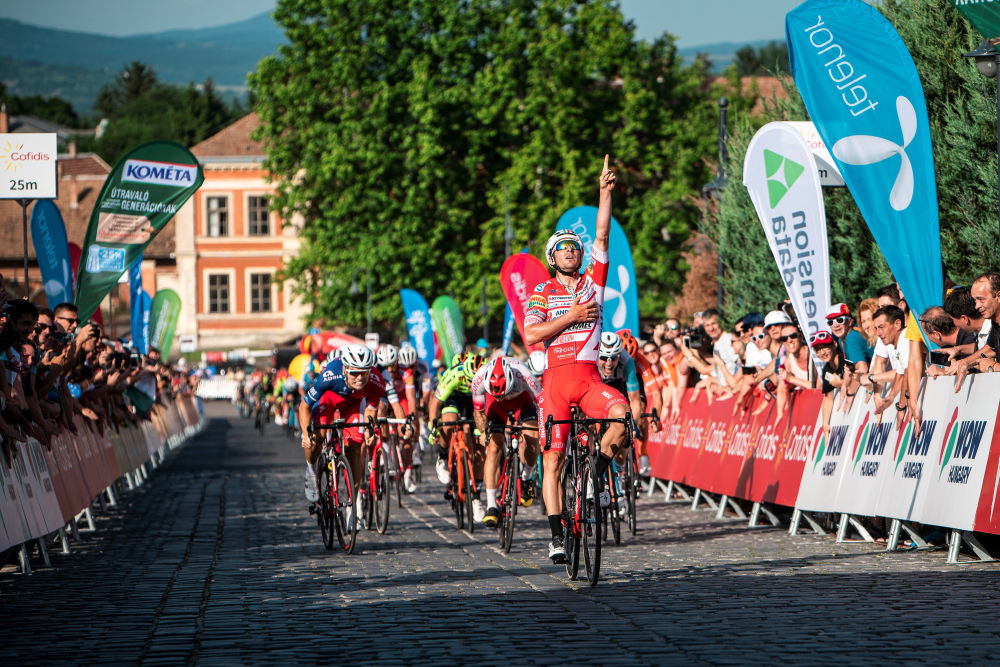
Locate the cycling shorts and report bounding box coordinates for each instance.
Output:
[314,391,366,444]
[442,392,474,420]
[485,392,538,428]
[538,362,627,453]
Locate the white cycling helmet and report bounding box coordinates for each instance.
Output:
[376,344,399,368]
[398,344,418,368]
[325,348,342,365]
[527,350,546,376]
[485,357,515,398]
[284,378,299,391]
[544,229,584,268]
[599,331,623,357]
[340,343,376,370]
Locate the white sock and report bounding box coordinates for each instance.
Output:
[486,488,497,508]
[522,464,535,480]
[640,456,650,468]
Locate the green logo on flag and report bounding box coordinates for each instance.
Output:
[764,149,805,207]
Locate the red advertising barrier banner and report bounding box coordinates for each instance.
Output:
[647,388,821,507]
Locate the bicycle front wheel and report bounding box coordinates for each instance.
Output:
[499,454,518,552]
[332,454,357,554]
[625,453,638,536]
[561,461,580,580]
[374,445,391,534]
[318,456,334,551]
[462,451,475,534]
[607,468,621,545]
[581,457,602,587]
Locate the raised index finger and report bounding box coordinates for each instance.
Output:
[603,154,609,172]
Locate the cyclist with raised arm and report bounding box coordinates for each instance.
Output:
[427,353,486,522]
[471,356,542,527]
[523,155,629,564]
[297,344,405,508]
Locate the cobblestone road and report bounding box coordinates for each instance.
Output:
[3,402,1000,665]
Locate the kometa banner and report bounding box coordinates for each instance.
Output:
[499,253,549,353]
[149,289,181,354]
[787,0,942,327]
[744,122,831,340]
[555,206,638,335]
[400,289,436,368]
[430,296,465,363]
[75,141,204,321]
[29,200,73,308]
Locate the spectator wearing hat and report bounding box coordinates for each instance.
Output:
[826,303,873,405]
[811,330,845,436]
[752,310,792,387]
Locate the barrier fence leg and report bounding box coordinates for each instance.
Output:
[666,482,691,504]
[947,530,996,564]
[691,489,718,511]
[836,514,874,543]
[105,485,118,507]
[748,502,779,528]
[716,495,729,520]
[717,496,748,520]
[647,478,670,500]
[96,491,107,513]
[789,509,827,536]
[36,537,51,568]
[68,519,81,542]
[83,507,95,533]
[57,527,71,555]
[18,544,32,575]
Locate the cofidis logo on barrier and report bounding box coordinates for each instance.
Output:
[786,0,942,326]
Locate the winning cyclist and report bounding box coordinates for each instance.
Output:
[428,353,486,522]
[298,344,406,507]
[471,356,542,527]
[523,155,630,564]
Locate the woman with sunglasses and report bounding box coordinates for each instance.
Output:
[774,323,816,419]
[811,331,847,438]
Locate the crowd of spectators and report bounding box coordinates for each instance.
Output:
[0,273,197,464]
[636,271,1000,438]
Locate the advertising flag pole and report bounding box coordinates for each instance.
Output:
[18,198,32,298]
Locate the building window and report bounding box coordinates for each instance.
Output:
[207,196,229,236]
[248,196,270,236]
[250,272,272,313]
[208,274,230,313]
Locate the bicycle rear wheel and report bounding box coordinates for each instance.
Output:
[462,451,475,534]
[499,454,517,552]
[607,468,621,545]
[332,454,357,554]
[390,438,403,509]
[374,445,391,534]
[451,450,465,530]
[581,456,602,586]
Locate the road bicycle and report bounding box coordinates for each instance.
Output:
[545,408,633,587]
[377,415,413,510]
[435,417,479,532]
[308,418,365,554]
[487,420,537,553]
[357,416,393,534]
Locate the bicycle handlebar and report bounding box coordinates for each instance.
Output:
[308,419,373,435]
[433,417,476,427]
[487,422,539,434]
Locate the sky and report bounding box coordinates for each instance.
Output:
[0,0,802,47]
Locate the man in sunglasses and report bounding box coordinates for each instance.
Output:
[524,155,629,564]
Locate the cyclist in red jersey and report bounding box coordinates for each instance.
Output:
[377,344,418,493]
[523,155,629,563]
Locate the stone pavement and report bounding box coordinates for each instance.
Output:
[3,401,1000,665]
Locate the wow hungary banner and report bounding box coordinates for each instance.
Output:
[743,122,830,340]
[399,289,436,368]
[431,295,465,364]
[555,206,638,336]
[149,289,181,355]
[29,200,73,308]
[499,253,549,353]
[787,0,942,327]
[75,141,204,321]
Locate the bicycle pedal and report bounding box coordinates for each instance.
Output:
[309,504,319,515]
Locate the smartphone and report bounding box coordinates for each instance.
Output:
[929,350,950,366]
[741,366,756,375]
[844,360,856,373]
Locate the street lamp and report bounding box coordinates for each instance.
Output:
[349,269,372,334]
[964,38,1000,252]
[702,96,729,310]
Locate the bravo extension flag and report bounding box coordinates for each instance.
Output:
[149,289,181,355]
[555,206,639,336]
[29,200,73,308]
[400,289,436,368]
[499,253,550,353]
[787,0,942,325]
[743,122,831,339]
[75,141,204,321]
[430,296,465,364]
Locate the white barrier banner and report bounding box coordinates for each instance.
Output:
[744,122,831,341]
[795,390,868,513]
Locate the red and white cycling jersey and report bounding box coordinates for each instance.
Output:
[470,357,542,411]
[523,246,609,369]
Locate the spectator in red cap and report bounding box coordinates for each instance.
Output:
[826,302,872,406]
[811,330,845,436]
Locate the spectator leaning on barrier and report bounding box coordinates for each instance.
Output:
[53,302,81,335]
[826,303,872,403]
[922,306,977,378]
[811,330,845,437]
[857,297,880,347]
[702,308,740,383]
[859,305,908,417]
[949,273,1000,384]
[943,286,988,349]
[774,323,814,419]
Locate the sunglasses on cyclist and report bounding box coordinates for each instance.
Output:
[778,333,799,342]
[750,332,766,342]
[345,369,370,378]
[826,315,850,327]
[553,240,581,253]
[598,355,618,362]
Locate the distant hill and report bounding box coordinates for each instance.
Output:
[677,39,783,73]
[0,12,283,113]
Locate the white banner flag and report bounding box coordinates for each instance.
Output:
[743,122,831,341]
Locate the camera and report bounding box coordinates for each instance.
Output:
[682,326,707,350]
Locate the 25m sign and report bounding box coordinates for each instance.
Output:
[0,134,58,199]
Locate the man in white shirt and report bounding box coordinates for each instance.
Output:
[858,305,907,416]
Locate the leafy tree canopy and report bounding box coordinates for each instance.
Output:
[250,0,754,334]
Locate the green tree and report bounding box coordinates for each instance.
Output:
[706,0,996,321]
[251,0,744,333]
[733,41,789,77]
